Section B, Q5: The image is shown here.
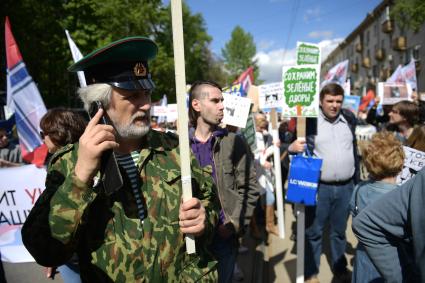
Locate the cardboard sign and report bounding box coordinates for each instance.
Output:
[397,146,425,184]
[296,42,321,65]
[281,65,320,117]
[0,165,47,263]
[343,95,361,116]
[222,93,252,128]
[258,82,284,110]
[377,82,412,105]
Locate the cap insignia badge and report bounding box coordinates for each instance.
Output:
[134,62,147,77]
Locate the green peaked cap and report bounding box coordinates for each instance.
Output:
[68,36,158,90]
[68,36,158,72]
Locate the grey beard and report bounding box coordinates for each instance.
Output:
[113,112,151,139]
[115,123,150,139]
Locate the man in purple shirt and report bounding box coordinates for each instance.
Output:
[188,80,259,283]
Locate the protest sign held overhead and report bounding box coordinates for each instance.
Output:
[377,82,412,105]
[296,42,321,65]
[282,65,320,117]
[222,93,252,128]
[258,82,283,110]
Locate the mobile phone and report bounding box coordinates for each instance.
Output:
[89,101,111,124]
[88,101,123,195]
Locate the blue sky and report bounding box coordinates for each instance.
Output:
[184,0,383,83]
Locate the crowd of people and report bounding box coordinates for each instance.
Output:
[0,35,423,283]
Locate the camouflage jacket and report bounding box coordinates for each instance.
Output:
[22,130,219,282]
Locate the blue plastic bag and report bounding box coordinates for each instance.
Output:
[286,149,323,206]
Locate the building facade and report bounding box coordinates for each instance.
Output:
[321,0,425,94]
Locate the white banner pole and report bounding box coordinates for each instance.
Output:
[170,0,196,254]
[270,108,285,239]
[295,118,306,283]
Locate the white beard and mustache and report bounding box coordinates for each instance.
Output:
[114,112,150,139]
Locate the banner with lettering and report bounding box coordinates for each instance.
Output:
[0,165,46,262]
[282,65,320,117]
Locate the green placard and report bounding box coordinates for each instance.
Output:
[296,43,320,65]
[281,65,320,117]
[284,67,317,107]
[240,111,256,152]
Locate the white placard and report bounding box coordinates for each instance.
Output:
[166,104,178,122]
[222,94,252,128]
[0,165,47,263]
[152,105,168,116]
[397,146,425,184]
[258,82,284,109]
[152,104,178,123]
[377,82,412,105]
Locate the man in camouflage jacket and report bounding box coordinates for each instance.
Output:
[22,37,219,282]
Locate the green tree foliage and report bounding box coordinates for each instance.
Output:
[221,25,260,85]
[391,0,425,33]
[0,0,226,108]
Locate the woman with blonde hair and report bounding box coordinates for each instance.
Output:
[350,131,405,283]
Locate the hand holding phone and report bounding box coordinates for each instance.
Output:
[87,101,123,195]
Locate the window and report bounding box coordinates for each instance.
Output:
[373,65,378,78]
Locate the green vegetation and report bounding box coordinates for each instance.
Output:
[0,0,227,107]
[221,25,260,85]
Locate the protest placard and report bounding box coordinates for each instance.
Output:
[152,104,178,122]
[223,83,245,97]
[296,42,321,65]
[0,165,46,262]
[343,95,361,116]
[258,82,283,110]
[377,82,412,105]
[152,105,168,116]
[281,65,320,117]
[166,104,178,122]
[240,111,257,152]
[222,93,252,128]
[397,146,425,184]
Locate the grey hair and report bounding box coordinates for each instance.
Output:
[78,83,113,111]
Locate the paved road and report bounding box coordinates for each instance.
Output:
[235,202,357,282]
[3,202,357,283]
[3,261,64,283]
